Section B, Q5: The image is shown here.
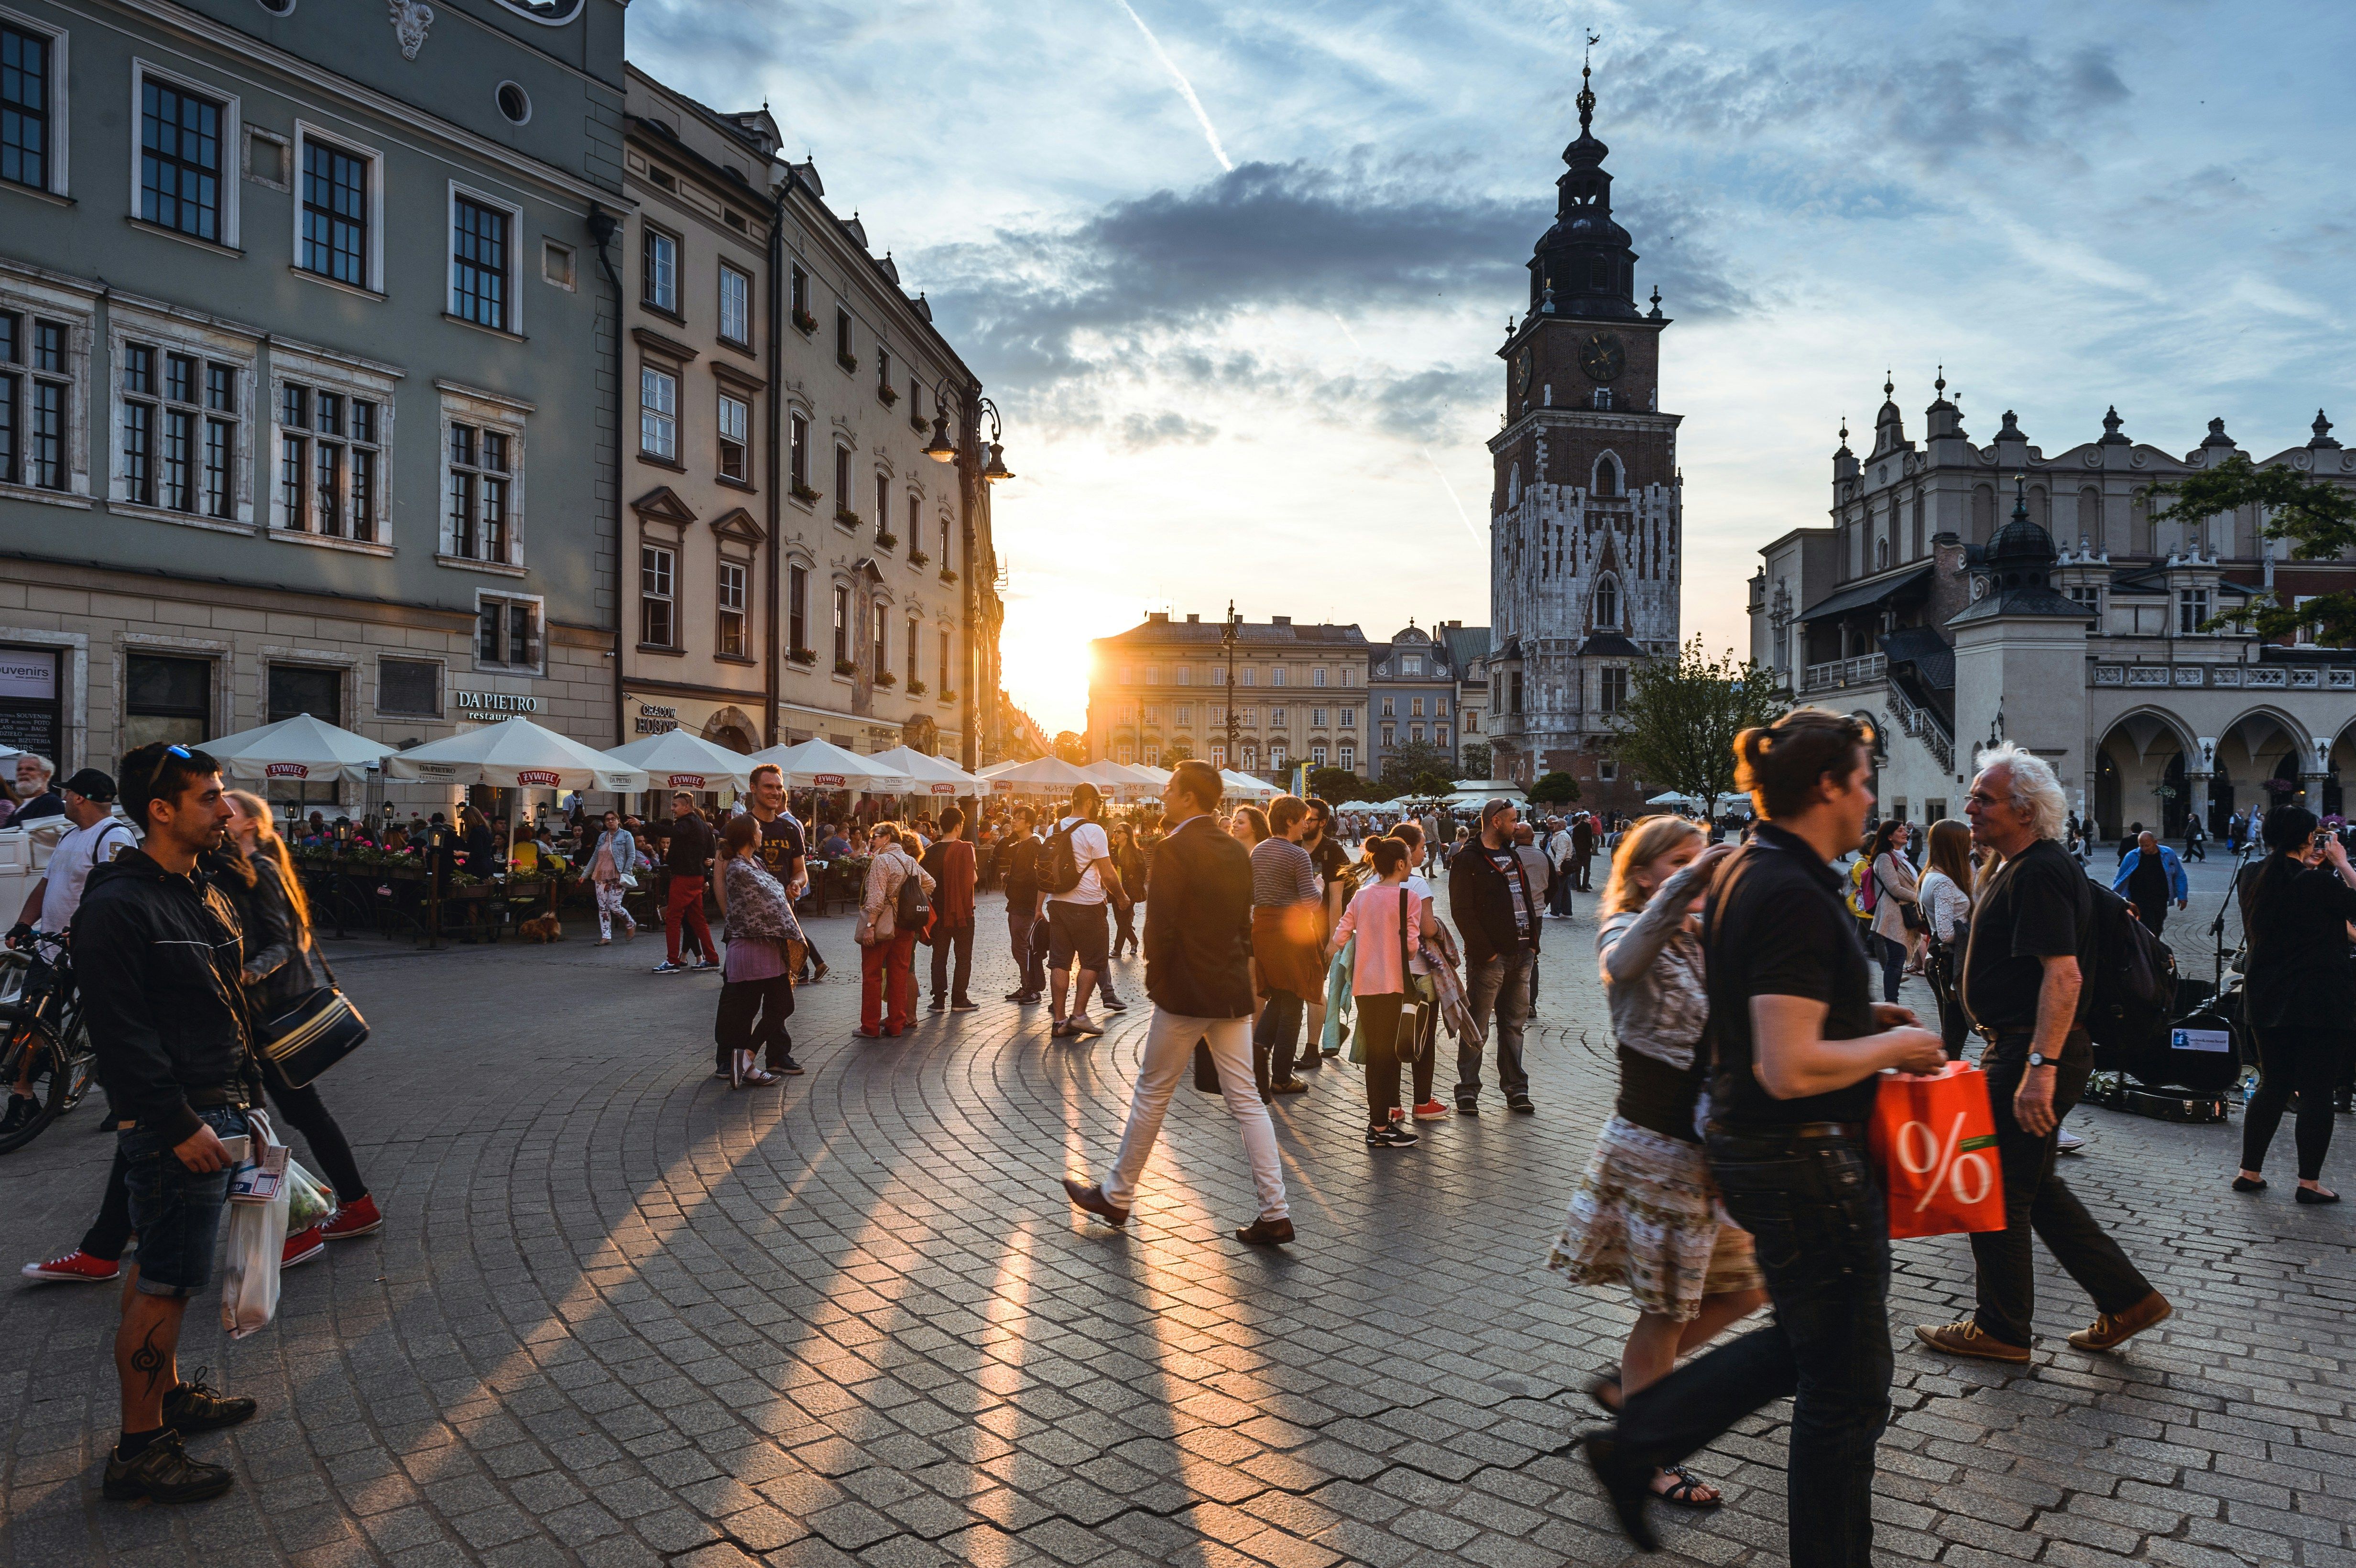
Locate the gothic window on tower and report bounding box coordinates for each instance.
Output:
[1594,455,1618,497]
[1599,666,1628,715]
[1594,575,1620,630]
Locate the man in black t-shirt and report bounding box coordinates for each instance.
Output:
[1914,747,2168,1364]
[1301,799,1352,1061]
[1592,709,1942,1566]
[1001,807,1046,1003]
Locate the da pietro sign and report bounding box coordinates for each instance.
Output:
[455,690,544,722]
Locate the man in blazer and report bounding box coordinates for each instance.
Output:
[1061,759,1292,1244]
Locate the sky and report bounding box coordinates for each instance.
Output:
[630,0,2356,737]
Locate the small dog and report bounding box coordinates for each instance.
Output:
[518,913,566,944]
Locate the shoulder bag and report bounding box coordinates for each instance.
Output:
[256,986,371,1091]
[1876,862,1928,933]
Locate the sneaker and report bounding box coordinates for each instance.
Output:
[0,1093,41,1136]
[1508,1094,1537,1114]
[1069,1013,1104,1037]
[810,962,829,982]
[2055,1128,2087,1154]
[1050,1019,1076,1039]
[282,1227,326,1269]
[103,1429,235,1504]
[1004,989,1032,1003]
[320,1194,382,1241]
[1456,1099,1480,1117]
[1912,1319,2030,1364]
[1267,1077,1309,1095]
[929,997,948,1012]
[1233,1216,1295,1246]
[950,999,980,1012]
[2067,1291,2172,1352]
[774,1057,805,1076]
[692,960,719,972]
[161,1368,258,1433]
[1412,1100,1449,1121]
[652,961,687,974]
[21,1249,121,1284]
[1371,1124,1419,1147]
[1100,994,1129,1013]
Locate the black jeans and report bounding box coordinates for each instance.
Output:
[928,921,974,1004]
[1874,931,1907,1004]
[1971,1049,2153,1347]
[715,975,796,1073]
[2241,1026,2352,1182]
[1613,1128,1892,1568]
[1113,899,1139,956]
[1254,989,1303,1089]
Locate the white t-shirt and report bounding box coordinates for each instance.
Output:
[1403,872,1434,974]
[1049,817,1113,905]
[41,816,138,933]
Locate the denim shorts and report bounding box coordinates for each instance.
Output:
[1047,900,1109,972]
[120,1105,248,1298]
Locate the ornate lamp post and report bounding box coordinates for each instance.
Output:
[1222,600,1240,770]
[926,390,1012,771]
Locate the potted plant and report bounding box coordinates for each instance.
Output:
[909,410,929,434]
[834,658,860,677]
[836,349,859,374]
[939,688,957,703]
[938,566,958,584]
[875,671,898,687]
[834,506,862,529]
[908,548,930,567]
[791,305,818,335]
[789,647,818,666]
[790,479,820,504]
[877,381,899,406]
[908,679,928,696]
[875,530,899,551]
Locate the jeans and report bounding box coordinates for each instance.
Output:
[716,975,796,1073]
[860,931,917,1033]
[2241,1027,2352,1181]
[1613,1128,1893,1568]
[665,875,712,966]
[119,1105,249,1297]
[1113,899,1139,957]
[1254,988,1303,1089]
[1971,1049,2153,1347]
[1007,908,1045,993]
[928,921,974,1004]
[1457,952,1530,1102]
[1873,931,1908,1003]
[1104,1012,1287,1221]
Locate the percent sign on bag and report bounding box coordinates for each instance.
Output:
[1894,1111,1997,1213]
[1868,1065,2008,1239]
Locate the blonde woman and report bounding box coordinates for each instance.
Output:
[1918,819,1975,1058]
[856,821,933,1039]
[1549,815,1765,1512]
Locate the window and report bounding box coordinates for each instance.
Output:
[871,601,887,673]
[718,561,747,657]
[1340,707,1354,729]
[1339,744,1354,771]
[1409,725,1423,743]
[639,544,674,647]
[638,365,676,459]
[445,421,513,562]
[477,593,539,669]
[1437,725,1449,747]
[275,376,379,539]
[1595,575,1620,629]
[1240,666,1254,686]
[789,264,809,326]
[835,307,854,369]
[1145,664,1160,686]
[1177,705,1193,726]
[1381,724,1395,747]
[1592,386,1613,410]
[1272,667,1287,687]
[2178,587,2209,634]
[1404,655,1422,675]
[719,263,750,345]
[1594,454,1619,497]
[124,341,239,520]
[1241,743,1257,768]
[1342,667,1357,687]
[788,411,809,494]
[1270,744,1287,768]
[495,81,530,125]
[141,76,225,241]
[1410,697,1424,718]
[831,583,850,665]
[717,392,748,481]
[124,653,212,749]
[1312,667,1327,687]
[937,626,950,694]
[1210,744,1226,767]
[1117,745,1134,765]
[3,22,54,195]
[451,193,511,330]
[905,616,919,685]
[1267,705,1285,725]
[1311,745,1327,766]
[266,662,340,726]
[1436,697,1449,716]
[299,137,367,286]
[788,563,809,653]
[378,657,441,718]
[1176,666,1191,686]
[833,444,851,514]
[1600,665,1628,714]
[642,226,677,314]
[542,240,574,289]
[874,473,889,542]
[939,515,951,571]
[1380,697,1395,717]
[0,312,68,490]
[906,494,918,550]
[1311,707,1327,727]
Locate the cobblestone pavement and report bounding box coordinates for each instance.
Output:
[2,870,2351,1568]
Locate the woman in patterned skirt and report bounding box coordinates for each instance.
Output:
[1548,815,1767,1510]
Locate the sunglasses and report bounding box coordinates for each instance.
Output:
[164,744,192,759]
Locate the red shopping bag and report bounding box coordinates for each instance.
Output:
[1867,1061,2007,1239]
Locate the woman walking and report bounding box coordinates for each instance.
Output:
[1384,820,1450,1120]
[1112,823,1149,958]
[586,808,641,945]
[1866,819,1922,1002]
[715,815,801,1086]
[2235,806,2356,1201]
[1324,835,1443,1147]
[1549,816,1764,1512]
[1917,819,1974,1058]
[856,821,933,1039]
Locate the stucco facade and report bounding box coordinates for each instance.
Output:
[1087,613,1369,779]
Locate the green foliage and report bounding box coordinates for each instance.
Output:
[1053,731,1088,764]
[1307,766,1366,803]
[1527,771,1581,806]
[1161,739,1193,763]
[1459,742,1493,781]
[2151,455,2356,645]
[1378,740,1458,800]
[1608,637,1786,817]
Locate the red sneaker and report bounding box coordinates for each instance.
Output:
[319,1194,382,1241]
[21,1249,121,1284]
[1412,1100,1449,1121]
[282,1227,326,1269]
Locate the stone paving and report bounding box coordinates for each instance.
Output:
[1,861,2352,1568]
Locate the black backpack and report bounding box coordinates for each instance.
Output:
[894,858,930,930]
[2082,878,2176,1050]
[1039,819,1085,897]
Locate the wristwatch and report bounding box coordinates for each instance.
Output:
[2027,1051,2053,1067]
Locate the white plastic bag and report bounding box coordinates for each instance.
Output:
[285,1159,333,1232]
[220,1110,287,1339]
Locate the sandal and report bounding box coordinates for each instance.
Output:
[1585,1372,1623,1415]
[1651,1465,1721,1510]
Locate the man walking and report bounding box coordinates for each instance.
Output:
[1250,795,1323,1096]
[922,806,978,1011]
[1060,760,1291,1244]
[1586,709,1947,1564]
[1571,811,1597,892]
[2112,828,2188,938]
[654,791,716,974]
[1001,807,1047,1004]
[1448,798,1540,1114]
[1044,784,1123,1040]
[1916,744,2171,1365]
[77,742,263,1503]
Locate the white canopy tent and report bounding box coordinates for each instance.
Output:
[1646,790,1706,809]
[1077,759,1154,801]
[1220,769,1279,801]
[382,718,650,793]
[741,737,912,792]
[864,746,985,798]
[980,756,1095,796]
[602,729,759,793]
[199,712,387,785]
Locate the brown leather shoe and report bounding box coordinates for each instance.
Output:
[1233,1215,1294,1245]
[1060,1179,1130,1225]
[2067,1291,2171,1352]
[1913,1319,2030,1363]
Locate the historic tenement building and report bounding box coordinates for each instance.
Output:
[1366,622,1459,779]
[1087,613,1370,779]
[1483,63,1681,813]
[1752,387,2356,837]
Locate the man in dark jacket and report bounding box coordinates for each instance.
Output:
[654,791,716,973]
[1571,813,1597,891]
[1001,807,1047,1003]
[1449,798,1541,1114]
[1061,759,1292,1244]
[922,806,978,1011]
[77,742,261,1505]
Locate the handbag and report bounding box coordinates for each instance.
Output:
[256,985,371,1091]
[1867,1061,2007,1239]
[1876,865,1927,934]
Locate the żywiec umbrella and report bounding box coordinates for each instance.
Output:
[978,756,1095,796]
[199,713,389,785]
[603,729,758,793]
[382,717,649,793]
[741,738,913,792]
[1220,769,1279,801]
[864,746,984,797]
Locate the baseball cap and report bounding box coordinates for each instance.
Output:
[60,768,117,802]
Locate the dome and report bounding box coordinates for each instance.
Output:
[1985,476,2056,572]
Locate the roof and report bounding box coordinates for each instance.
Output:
[1438,623,1494,668]
[1945,583,2089,626]
[1098,617,1369,648]
[1798,562,1933,622]
[1577,633,1647,657]
[1878,625,1954,692]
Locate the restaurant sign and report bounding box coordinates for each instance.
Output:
[455,689,543,721]
[633,700,680,736]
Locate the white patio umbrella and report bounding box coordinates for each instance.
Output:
[1077,759,1153,801]
[1220,769,1278,801]
[1646,790,1705,808]
[1126,763,1173,790]
[197,712,387,785]
[602,729,758,793]
[979,756,1095,795]
[865,745,984,798]
[742,737,912,792]
[381,717,650,793]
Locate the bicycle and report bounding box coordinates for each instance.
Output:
[0,943,96,1155]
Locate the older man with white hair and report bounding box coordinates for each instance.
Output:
[1914,742,2171,1366]
[11,752,64,823]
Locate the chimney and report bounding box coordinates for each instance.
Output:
[1271,615,1291,627]
[1186,613,1200,623]
[1146,611,1169,624]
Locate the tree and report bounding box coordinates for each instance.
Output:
[1308,766,1366,802]
[2151,454,2356,645]
[1053,731,1087,764]
[1379,740,1458,800]
[1459,742,1493,781]
[1162,739,1193,763]
[1527,771,1581,806]
[1608,637,1785,817]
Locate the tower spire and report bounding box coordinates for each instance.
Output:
[1578,31,1599,133]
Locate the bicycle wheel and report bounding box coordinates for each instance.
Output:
[0,1018,60,1154]
[50,1013,95,1117]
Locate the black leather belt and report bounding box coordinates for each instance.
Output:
[1706,1120,1865,1142]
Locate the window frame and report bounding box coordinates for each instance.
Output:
[717,558,748,659]
[474,589,544,675]
[446,180,524,336]
[270,349,392,548]
[0,272,95,502]
[786,560,810,655]
[640,221,679,316]
[717,261,752,348]
[1,9,68,199]
[290,120,382,294]
[830,581,851,668]
[638,540,676,649]
[716,387,749,482]
[106,303,255,530]
[637,362,678,462]
[129,59,240,249]
[376,655,445,719]
[436,381,530,573]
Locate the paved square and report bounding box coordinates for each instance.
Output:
[2,864,2347,1567]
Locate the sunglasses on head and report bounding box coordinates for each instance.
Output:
[164,744,192,759]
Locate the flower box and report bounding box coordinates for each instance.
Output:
[789,648,818,666]
[908,549,930,567]
[877,383,899,406]
[834,507,862,529]
[875,672,898,687]
[834,658,860,677]
[790,480,820,505]
[836,351,859,374]
[938,568,958,584]
[792,307,818,335]
[908,679,928,696]
[875,532,899,551]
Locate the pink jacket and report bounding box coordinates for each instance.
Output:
[1331,880,1430,997]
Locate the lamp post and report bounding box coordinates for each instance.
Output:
[927,389,1011,773]
[1222,600,1240,770]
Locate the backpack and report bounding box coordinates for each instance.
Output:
[1039,819,1086,897]
[894,856,930,930]
[2082,878,2175,1051]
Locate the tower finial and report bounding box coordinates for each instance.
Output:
[1883,370,1894,399]
[1934,364,1946,396]
[1577,31,1600,131]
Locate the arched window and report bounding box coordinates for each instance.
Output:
[1595,575,1620,630]
[1593,454,1619,497]
[1507,462,1522,506]
[2077,487,2101,547]
[1875,536,1889,571]
[1972,484,1996,541]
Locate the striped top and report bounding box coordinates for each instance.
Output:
[1250,838,1320,908]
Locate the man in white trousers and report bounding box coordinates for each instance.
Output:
[1060,759,1292,1244]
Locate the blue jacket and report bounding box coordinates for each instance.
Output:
[2112,845,2187,904]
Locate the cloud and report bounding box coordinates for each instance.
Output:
[1116,410,1220,449]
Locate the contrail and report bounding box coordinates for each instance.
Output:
[1420,450,1485,545]
[1113,0,1235,172]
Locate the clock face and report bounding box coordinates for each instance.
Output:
[1579,332,1625,384]
[1516,348,1533,389]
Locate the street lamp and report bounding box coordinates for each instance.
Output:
[976,397,1014,482]
[1222,600,1240,769]
[923,380,957,463]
